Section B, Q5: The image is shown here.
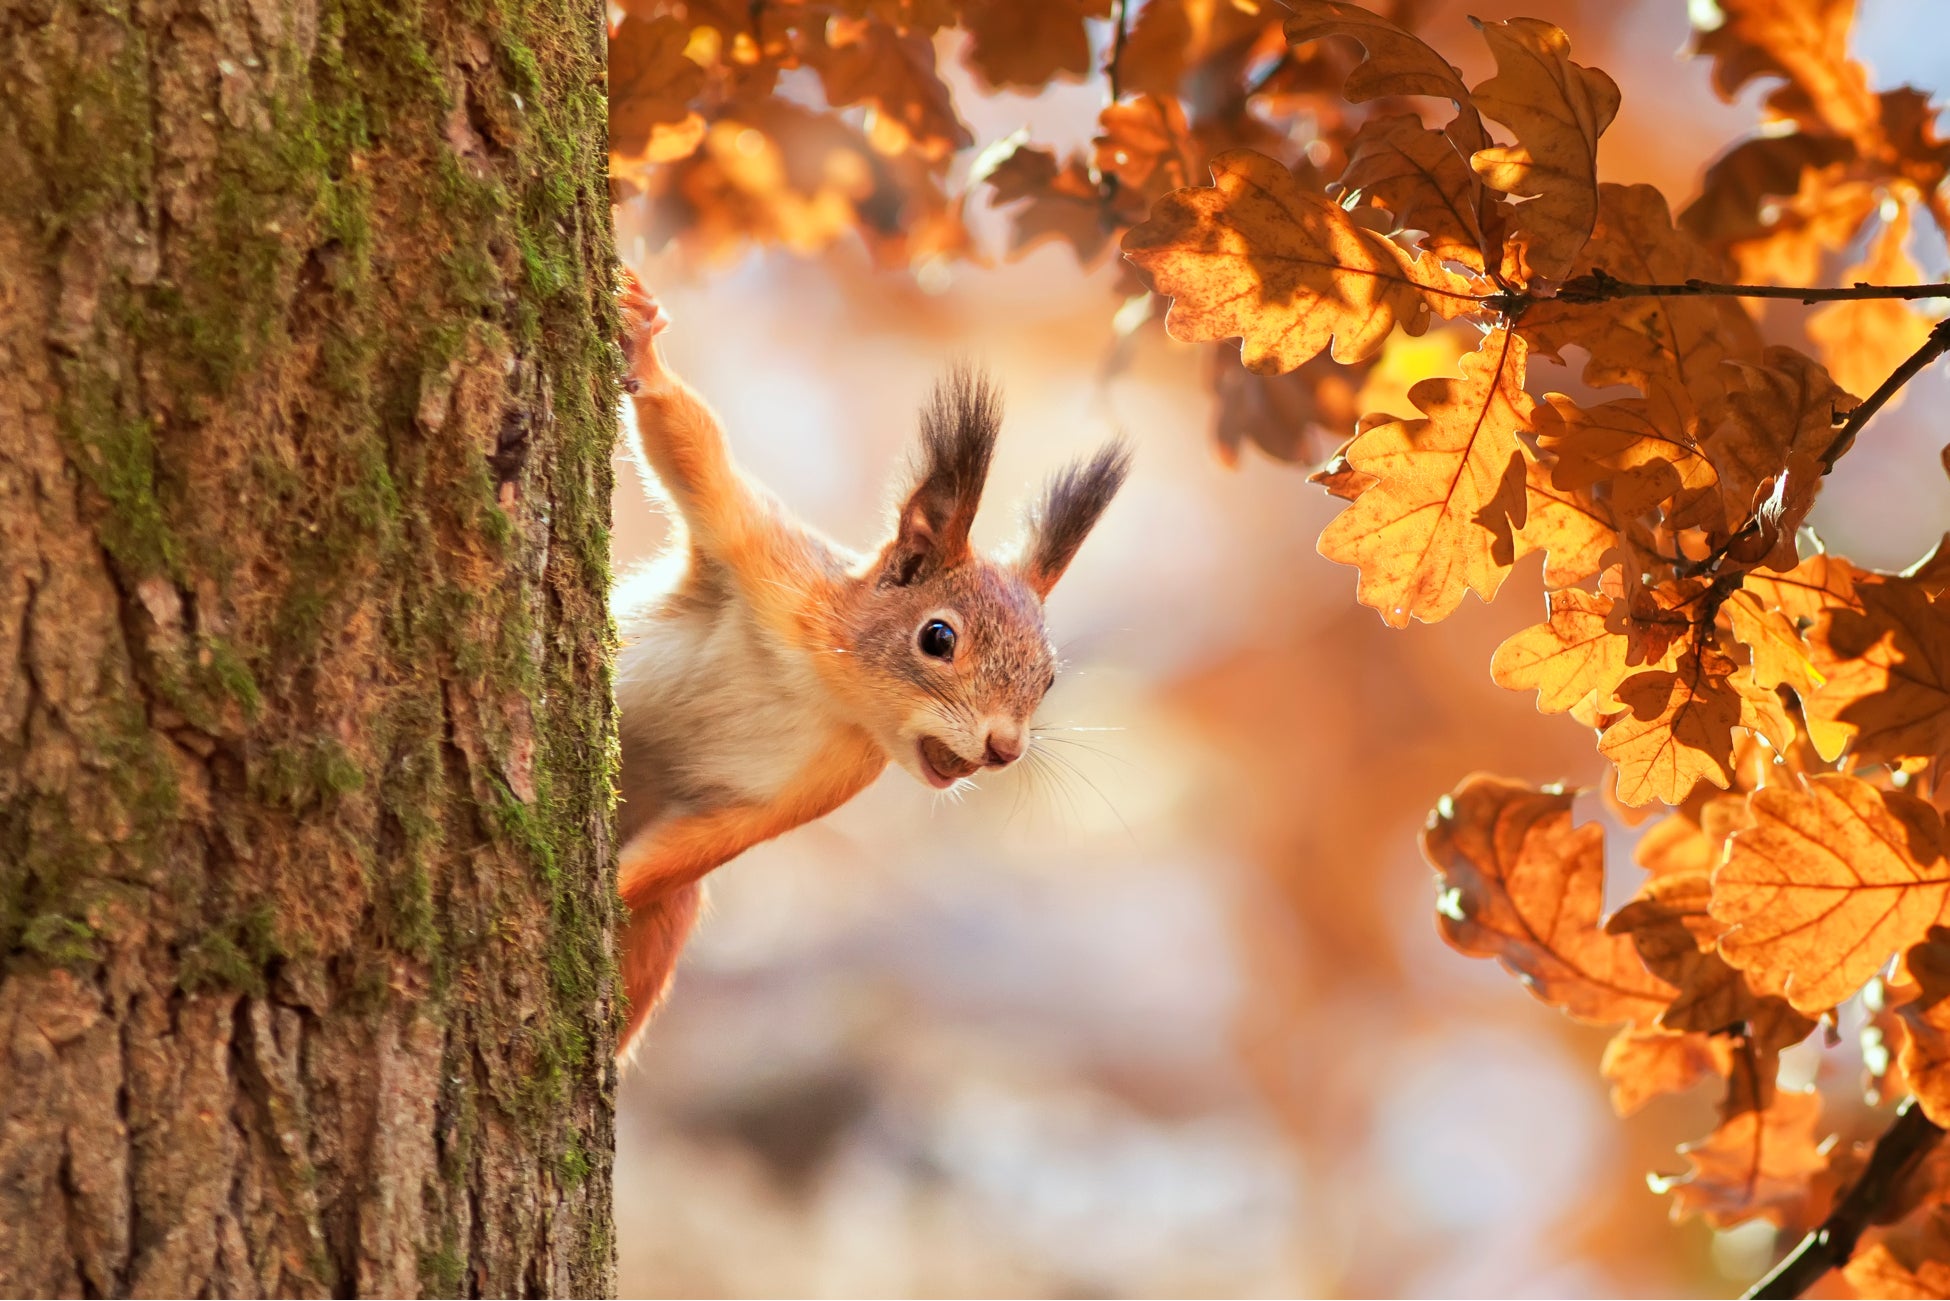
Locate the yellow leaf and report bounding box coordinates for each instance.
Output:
[1535,396,1719,522]
[1316,327,1532,627]
[1468,17,1620,282]
[1725,589,1823,696]
[1424,774,1676,1025]
[1491,588,1634,715]
[1716,775,1950,1014]
[1121,148,1479,374]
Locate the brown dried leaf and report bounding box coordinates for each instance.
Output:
[1654,1088,1829,1227]
[1514,454,1613,589]
[1742,550,1864,627]
[1602,648,1743,808]
[960,0,1111,91]
[1215,349,1368,468]
[1315,327,1531,627]
[1716,775,1950,1014]
[1808,574,1950,767]
[1284,1,1477,112]
[1424,773,1676,1025]
[1123,148,1476,374]
[1468,17,1620,283]
[982,139,1115,264]
[813,19,972,162]
[1697,346,1850,539]
[1602,1027,1733,1117]
[1897,931,1950,1128]
[609,15,708,161]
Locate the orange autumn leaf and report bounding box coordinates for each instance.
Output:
[1315,327,1532,627]
[1847,1206,1950,1299]
[1653,1088,1829,1227]
[608,15,709,162]
[1424,773,1675,1026]
[958,0,1110,91]
[1338,113,1494,270]
[1534,396,1718,522]
[1741,549,1864,626]
[1122,148,1477,374]
[1690,0,1879,145]
[1807,206,1935,403]
[1284,1,1478,116]
[1491,588,1636,716]
[1216,351,1368,469]
[1897,931,1950,1128]
[1512,453,1612,589]
[1808,574,1950,767]
[1468,17,1620,283]
[1697,347,1850,539]
[1608,873,1814,1057]
[1716,775,1950,1014]
[1601,648,1743,808]
[981,138,1117,264]
[813,19,972,162]
[1601,1027,1732,1118]
[1519,184,1761,437]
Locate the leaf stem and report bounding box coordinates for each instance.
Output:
[1743,1099,1945,1300]
[1555,269,1950,306]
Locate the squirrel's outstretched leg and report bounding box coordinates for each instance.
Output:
[617,876,702,1056]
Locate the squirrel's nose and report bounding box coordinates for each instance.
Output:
[983,731,1024,767]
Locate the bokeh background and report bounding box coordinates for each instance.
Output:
[609,2,1950,1294]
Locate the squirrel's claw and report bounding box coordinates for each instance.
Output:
[618,266,672,391]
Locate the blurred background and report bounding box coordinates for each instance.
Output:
[609,2,1950,1294]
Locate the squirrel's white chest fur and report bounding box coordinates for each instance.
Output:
[613,552,856,838]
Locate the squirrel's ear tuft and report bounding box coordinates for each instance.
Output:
[1018,440,1131,598]
[880,363,1001,586]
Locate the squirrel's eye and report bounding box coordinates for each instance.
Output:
[918,619,957,661]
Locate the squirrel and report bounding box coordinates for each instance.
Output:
[610,271,1130,1057]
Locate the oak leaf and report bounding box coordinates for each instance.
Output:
[1897,931,1950,1129]
[1122,149,1477,374]
[1691,0,1879,145]
[1491,588,1634,716]
[1467,17,1619,283]
[981,138,1116,264]
[1215,350,1368,469]
[1519,185,1761,437]
[609,15,708,162]
[1601,1027,1732,1117]
[1601,648,1743,808]
[1716,775,1950,1014]
[1696,346,1850,541]
[1608,873,1814,1063]
[1284,2,1478,116]
[1315,327,1532,627]
[960,0,1110,91]
[1534,396,1718,523]
[1513,454,1612,589]
[1725,589,1823,697]
[813,19,972,162]
[1741,550,1863,627]
[1847,1207,1950,1301]
[1338,113,1494,270]
[1653,1088,1829,1227]
[1424,773,1676,1025]
[1807,575,1950,767]
[1807,205,1935,404]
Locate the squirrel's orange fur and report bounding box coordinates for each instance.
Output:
[612,272,1128,1056]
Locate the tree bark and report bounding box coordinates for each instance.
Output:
[0,0,620,1290]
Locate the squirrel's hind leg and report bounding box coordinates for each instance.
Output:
[616,877,704,1060]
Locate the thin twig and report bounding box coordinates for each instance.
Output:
[1743,1099,1945,1300]
[1556,269,1950,306]
[1105,0,1130,103]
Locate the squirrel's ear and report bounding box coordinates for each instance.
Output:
[879,363,1000,586]
[1017,440,1131,598]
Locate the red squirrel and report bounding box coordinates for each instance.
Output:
[612,272,1129,1056]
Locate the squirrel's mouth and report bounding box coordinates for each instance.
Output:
[917,736,980,788]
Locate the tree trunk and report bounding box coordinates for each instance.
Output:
[0,0,619,1290]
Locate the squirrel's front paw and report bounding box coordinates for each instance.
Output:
[618,266,672,394]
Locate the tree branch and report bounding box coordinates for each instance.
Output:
[1556,269,1950,306]
[1743,1099,1946,1300]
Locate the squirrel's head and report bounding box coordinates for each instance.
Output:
[840,365,1129,791]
